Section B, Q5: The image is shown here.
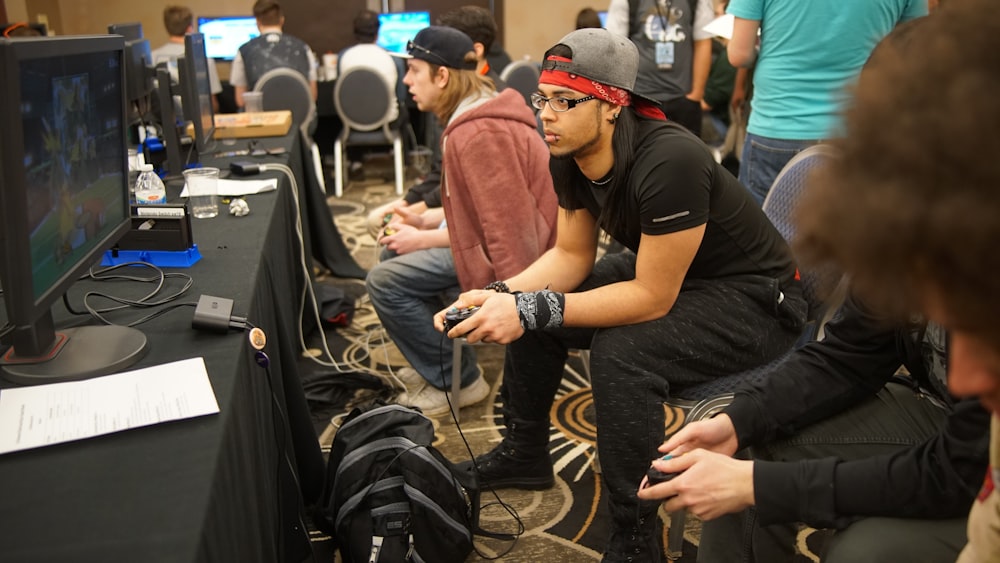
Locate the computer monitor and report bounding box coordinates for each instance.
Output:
[0,35,147,384]
[153,63,186,179]
[598,11,609,28]
[107,22,143,41]
[197,16,259,61]
[177,33,216,154]
[377,11,431,55]
[123,37,154,105]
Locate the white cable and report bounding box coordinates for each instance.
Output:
[260,163,386,379]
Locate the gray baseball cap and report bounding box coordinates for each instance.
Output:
[540,28,639,93]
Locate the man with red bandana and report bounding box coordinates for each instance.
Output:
[435,28,806,561]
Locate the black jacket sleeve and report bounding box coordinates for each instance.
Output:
[723,296,991,528]
[403,156,442,207]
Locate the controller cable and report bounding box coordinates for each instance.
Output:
[433,331,525,559]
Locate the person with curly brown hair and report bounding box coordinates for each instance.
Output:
[791,1,1000,561]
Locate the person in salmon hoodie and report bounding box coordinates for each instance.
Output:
[366,26,557,416]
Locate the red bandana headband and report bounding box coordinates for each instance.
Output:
[540,56,665,120]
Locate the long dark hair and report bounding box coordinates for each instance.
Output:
[550,104,643,238]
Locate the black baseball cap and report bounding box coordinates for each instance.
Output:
[400,26,477,71]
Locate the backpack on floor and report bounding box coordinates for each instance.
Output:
[315,402,513,563]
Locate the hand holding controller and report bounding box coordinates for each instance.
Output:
[642,454,681,490]
[443,306,479,332]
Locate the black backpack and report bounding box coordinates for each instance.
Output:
[316,403,514,563]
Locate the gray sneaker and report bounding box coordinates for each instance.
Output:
[397,373,491,416]
[391,367,425,391]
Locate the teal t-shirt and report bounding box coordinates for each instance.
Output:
[727,0,926,140]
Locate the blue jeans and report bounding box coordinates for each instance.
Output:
[738,133,816,206]
[365,247,479,389]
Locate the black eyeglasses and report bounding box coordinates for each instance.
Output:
[406,40,450,67]
[530,93,597,113]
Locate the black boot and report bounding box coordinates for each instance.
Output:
[458,418,554,490]
[602,507,663,563]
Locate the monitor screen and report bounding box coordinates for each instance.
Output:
[599,11,609,28]
[178,33,215,154]
[197,16,259,61]
[0,35,147,383]
[377,12,430,55]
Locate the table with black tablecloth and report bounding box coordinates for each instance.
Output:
[0,129,345,562]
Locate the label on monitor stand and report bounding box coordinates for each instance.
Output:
[135,206,186,218]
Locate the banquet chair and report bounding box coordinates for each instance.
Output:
[332,65,405,197]
[253,67,325,193]
[762,143,845,340]
[499,60,540,107]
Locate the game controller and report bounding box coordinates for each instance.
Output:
[644,466,681,487]
[443,306,479,332]
[642,454,681,489]
[383,226,396,236]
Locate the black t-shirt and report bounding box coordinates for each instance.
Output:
[561,121,797,286]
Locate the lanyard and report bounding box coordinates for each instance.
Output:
[654,0,673,39]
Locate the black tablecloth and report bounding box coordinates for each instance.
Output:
[0,130,334,562]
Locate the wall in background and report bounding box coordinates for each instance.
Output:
[11,0,608,72]
[502,0,603,63]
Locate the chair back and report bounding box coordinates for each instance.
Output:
[253,67,315,136]
[330,65,405,197]
[762,144,842,321]
[499,60,540,107]
[334,65,397,138]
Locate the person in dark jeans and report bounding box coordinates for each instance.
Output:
[434,29,805,562]
[639,294,989,562]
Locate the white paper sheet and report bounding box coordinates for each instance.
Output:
[0,357,220,455]
[180,178,278,197]
[703,14,735,40]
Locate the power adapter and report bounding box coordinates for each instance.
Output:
[230,161,262,176]
[192,294,248,333]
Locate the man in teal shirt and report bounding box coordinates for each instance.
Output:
[727,0,926,204]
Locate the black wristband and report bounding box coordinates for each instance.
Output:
[484,280,511,294]
[515,290,565,330]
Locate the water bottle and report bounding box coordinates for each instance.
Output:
[134,164,167,205]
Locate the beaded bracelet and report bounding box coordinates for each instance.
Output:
[484,280,511,294]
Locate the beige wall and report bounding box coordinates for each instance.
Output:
[503,0,606,62]
[37,0,249,46]
[14,0,610,69]
[6,0,28,22]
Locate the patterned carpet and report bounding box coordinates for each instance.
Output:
[300,160,823,562]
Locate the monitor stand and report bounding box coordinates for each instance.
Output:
[1,325,148,385]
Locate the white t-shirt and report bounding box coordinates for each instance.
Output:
[150,40,222,95]
[228,30,318,89]
[338,43,400,121]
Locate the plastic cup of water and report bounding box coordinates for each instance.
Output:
[183,167,220,219]
[243,91,264,113]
